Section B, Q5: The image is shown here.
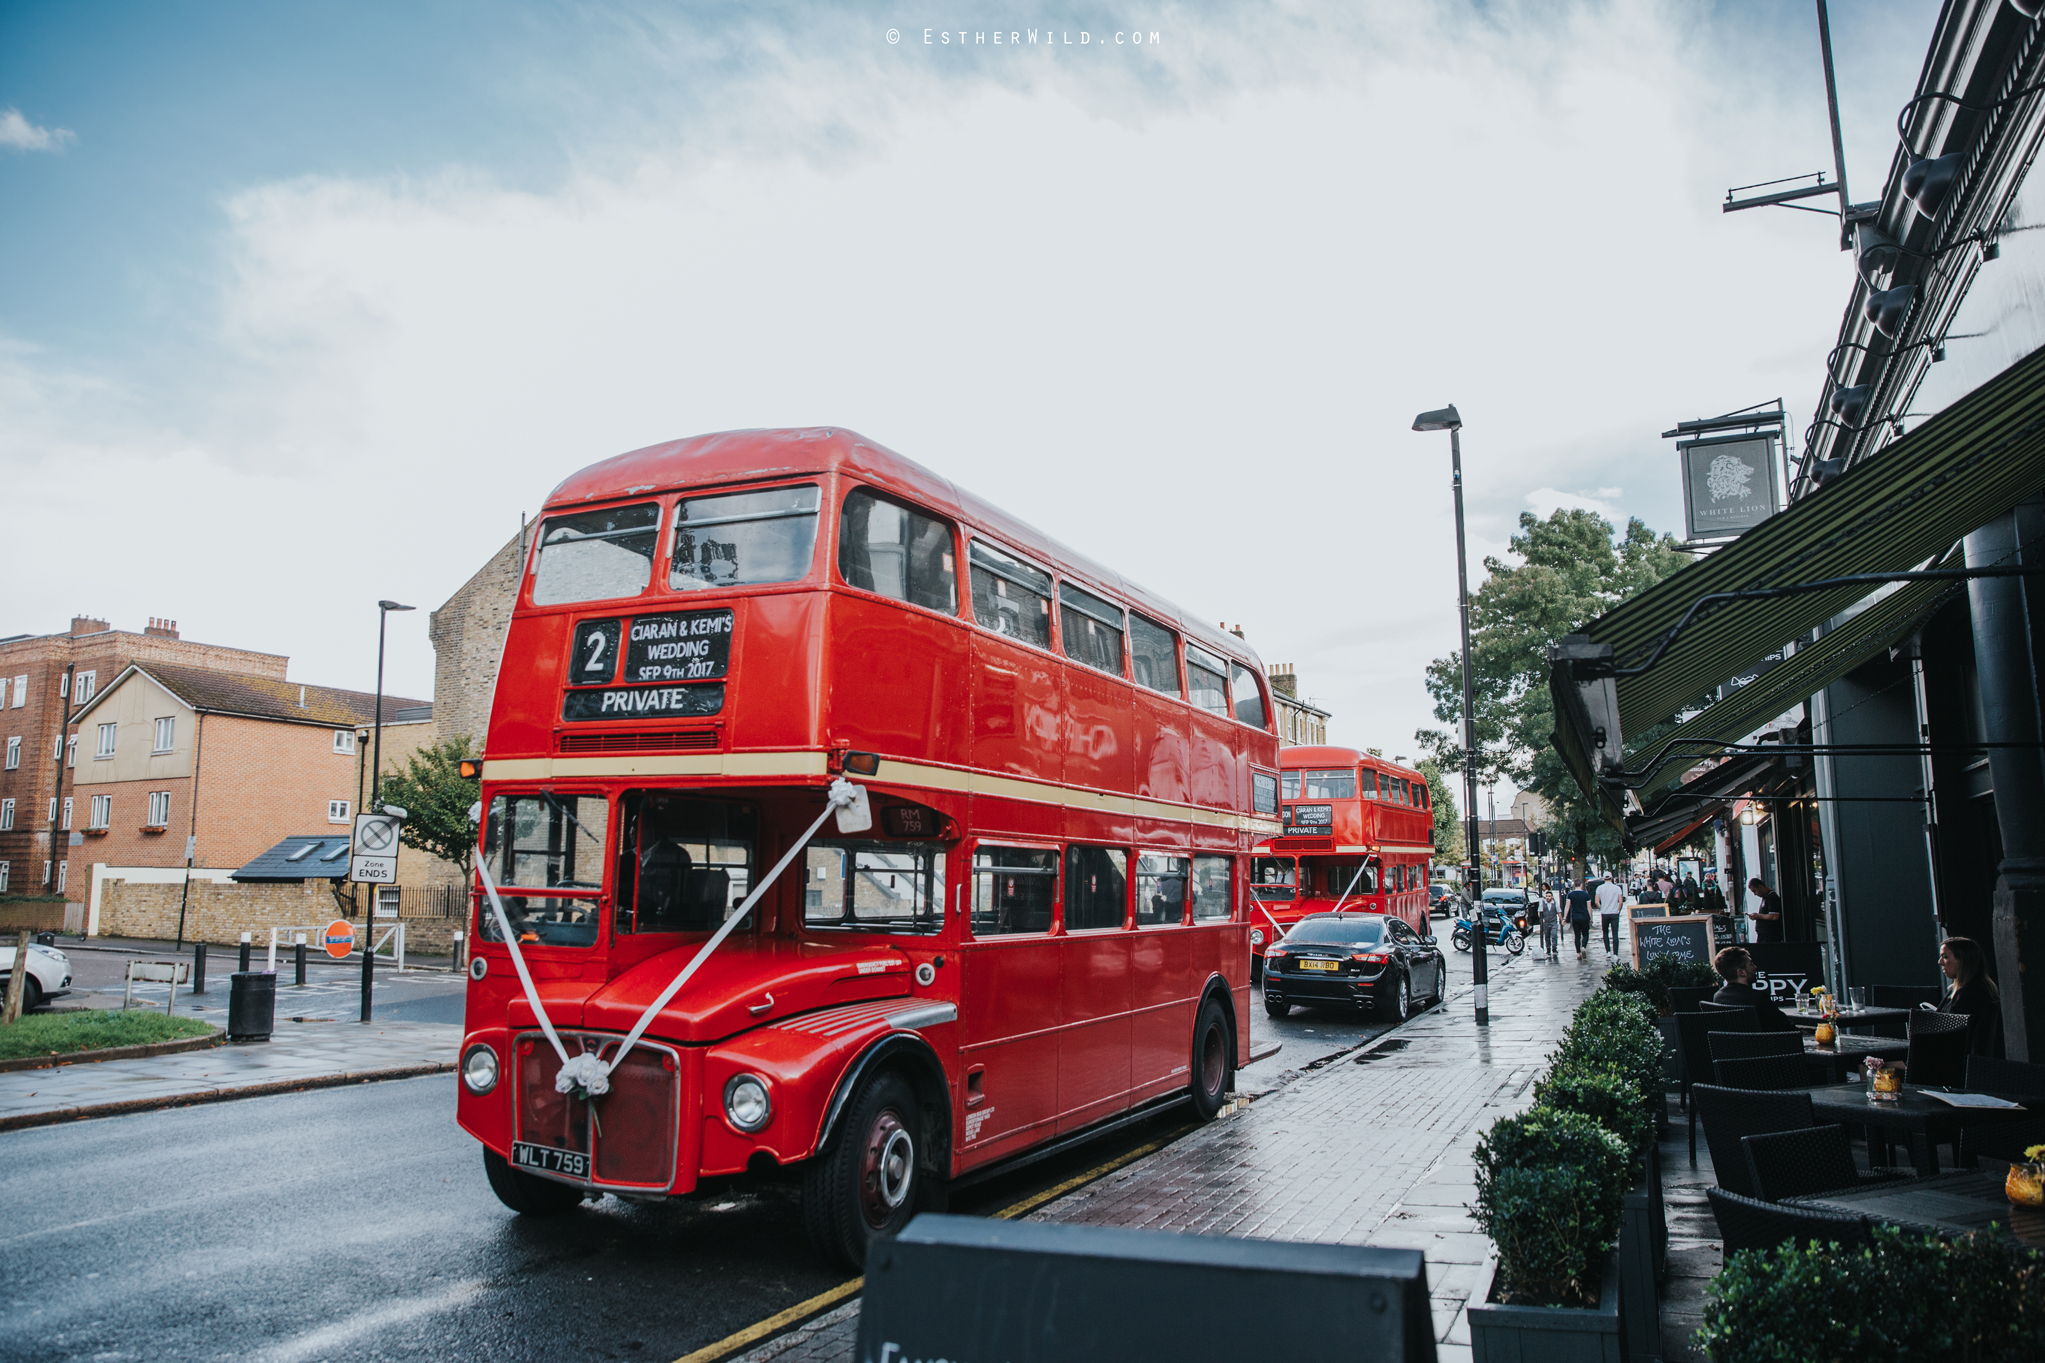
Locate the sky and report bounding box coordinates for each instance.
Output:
[0,0,1945,804]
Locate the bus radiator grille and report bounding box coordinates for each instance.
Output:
[556,729,721,754]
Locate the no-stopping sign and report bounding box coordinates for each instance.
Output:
[350,812,402,884]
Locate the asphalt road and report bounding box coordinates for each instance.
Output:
[52,940,469,1026]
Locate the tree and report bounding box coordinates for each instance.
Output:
[1417,759,1464,864]
[375,737,482,879]
[1416,508,1690,875]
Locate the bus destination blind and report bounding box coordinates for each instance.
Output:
[1283,804,1333,835]
[562,607,733,721]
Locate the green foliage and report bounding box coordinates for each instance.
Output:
[0,1009,214,1059]
[1535,1060,1657,1164]
[1601,962,1671,1014]
[1416,759,1463,863]
[1644,952,1720,991]
[1697,1227,2045,1362]
[375,736,482,878]
[1415,507,1690,868]
[1555,989,1666,1130]
[1473,1107,1630,1307]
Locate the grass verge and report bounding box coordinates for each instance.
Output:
[0,1010,217,1061]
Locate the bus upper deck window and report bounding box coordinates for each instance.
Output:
[1361,770,1380,799]
[1058,582,1125,676]
[1231,663,1268,729]
[532,503,661,606]
[968,540,1052,648]
[670,484,820,592]
[1185,644,1228,715]
[1128,614,1181,696]
[1280,771,1300,800]
[838,488,956,612]
[1301,768,1355,800]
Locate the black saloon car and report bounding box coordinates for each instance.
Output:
[1262,912,1445,1023]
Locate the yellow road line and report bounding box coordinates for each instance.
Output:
[668,1123,1197,1363]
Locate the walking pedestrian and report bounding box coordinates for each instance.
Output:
[1565,879,1593,959]
[1539,887,1560,958]
[1595,874,1625,954]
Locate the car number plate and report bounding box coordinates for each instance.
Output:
[511,1141,589,1178]
[1299,958,1340,972]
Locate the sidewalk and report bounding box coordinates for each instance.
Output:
[0,1017,461,1131]
[747,937,1615,1363]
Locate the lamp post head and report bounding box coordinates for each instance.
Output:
[377,600,416,613]
[1412,405,1462,433]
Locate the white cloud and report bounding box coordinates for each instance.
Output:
[1524,487,1627,522]
[0,108,74,153]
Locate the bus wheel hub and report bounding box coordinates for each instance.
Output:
[862,1112,914,1225]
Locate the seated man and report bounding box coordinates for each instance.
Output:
[1712,946,1798,1033]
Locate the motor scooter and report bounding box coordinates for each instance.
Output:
[1451,909,1525,955]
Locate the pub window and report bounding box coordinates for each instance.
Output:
[1231,663,1268,728]
[609,792,754,935]
[1127,614,1181,695]
[838,487,957,613]
[968,540,1053,648]
[1186,644,1228,715]
[1058,582,1125,675]
[532,501,662,605]
[1134,852,1189,926]
[803,841,945,933]
[1252,771,1278,815]
[971,846,1057,936]
[669,484,821,593]
[1064,844,1128,931]
[1191,856,1233,921]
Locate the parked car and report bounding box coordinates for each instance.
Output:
[0,941,71,1012]
[1263,912,1445,1023]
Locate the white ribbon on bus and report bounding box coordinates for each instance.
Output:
[475,778,870,1100]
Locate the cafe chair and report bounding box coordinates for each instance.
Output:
[1709,1031,1803,1062]
[1678,1011,1757,1160]
[1669,985,1718,1014]
[1701,1001,1758,1022]
[1906,1011,1972,1089]
[1706,1187,1870,1259]
[1692,1084,1818,1199]
[1965,1055,2045,1100]
[1713,1053,1812,1091]
[1958,1117,2045,1166]
[1741,1124,1916,1203]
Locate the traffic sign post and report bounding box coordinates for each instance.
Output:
[349,812,401,884]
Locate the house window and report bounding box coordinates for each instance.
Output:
[41,861,50,886]
[10,676,25,708]
[96,723,116,758]
[66,735,76,768]
[328,800,351,824]
[333,730,356,754]
[154,717,175,753]
[55,861,65,893]
[3,736,15,770]
[61,797,72,830]
[0,862,8,893]
[0,799,12,831]
[375,886,402,918]
[76,671,96,704]
[0,678,7,707]
[147,791,171,827]
[89,794,111,830]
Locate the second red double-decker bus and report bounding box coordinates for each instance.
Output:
[454,427,1283,1268]
[1247,746,1437,962]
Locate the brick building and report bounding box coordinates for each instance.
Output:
[1267,664,1331,747]
[428,525,527,753]
[0,617,288,897]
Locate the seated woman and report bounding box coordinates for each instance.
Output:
[1711,946,1799,1033]
[1938,936,2005,1057]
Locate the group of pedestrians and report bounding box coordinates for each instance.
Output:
[1530,872,1628,960]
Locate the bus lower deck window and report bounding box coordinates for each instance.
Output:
[1250,857,1295,901]
[971,848,1056,935]
[1064,845,1128,931]
[1191,856,1234,920]
[670,484,820,592]
[612,793,757,934]
[804,841,945,933]
[1135,852,1189,926]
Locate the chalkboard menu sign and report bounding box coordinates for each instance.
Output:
[1285,804,1333,834]
[1632,914,1716,970]
[1630,903,1668,918]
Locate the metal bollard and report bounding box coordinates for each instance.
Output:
[295,941,307,986]
[192,942,207,994]
[238,931,252,974]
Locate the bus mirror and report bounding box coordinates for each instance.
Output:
[842,750,882,777]
[835,783,874,834]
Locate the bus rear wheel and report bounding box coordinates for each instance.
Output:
[482,1147,585,1216]
[1189,997,1233,1121]
[804,1070,922,1271]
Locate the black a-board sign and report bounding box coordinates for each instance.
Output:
[1749,942,1825,1006]
[1632,913,1717,970]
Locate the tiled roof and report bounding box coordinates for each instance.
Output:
[134,663,428,727]
[231,835,354,881]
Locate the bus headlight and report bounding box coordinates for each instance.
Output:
[724,1074,773,1133]
[461,1044,500,1095]
[1249,928,1265,947]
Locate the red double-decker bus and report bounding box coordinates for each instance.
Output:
[454,428,1282,1267]
[1247,746,1437,959]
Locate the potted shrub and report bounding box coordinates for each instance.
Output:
[1468,1108,1630,1361]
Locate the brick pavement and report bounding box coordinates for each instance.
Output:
[740,932,1624,1363]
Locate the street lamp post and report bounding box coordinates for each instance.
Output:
[1413,404,1488,1025]
[363,599,415,1023]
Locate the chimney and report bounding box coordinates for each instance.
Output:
[71,615,110,637]
[1269,664,1298,698]
[144,617,180,639]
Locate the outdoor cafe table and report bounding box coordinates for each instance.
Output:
[1787,1165,2045,1247]
[1803,1034,1909,1082]
[1787,1006,1913,1035]
[1804,1082,2036,1175]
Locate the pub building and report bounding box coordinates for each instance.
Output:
[1550,0,2045,1059]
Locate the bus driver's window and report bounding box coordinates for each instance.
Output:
[971,848,1056,936]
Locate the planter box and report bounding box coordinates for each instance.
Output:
[1620,1148,1667,1363]
[1468,1252,1622,1363]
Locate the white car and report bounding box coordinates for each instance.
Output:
[0,941,72,1012]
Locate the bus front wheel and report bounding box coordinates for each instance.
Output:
[804,1070,923,1271]
[1189,997,1233,1121]
[482,1147,585,1216]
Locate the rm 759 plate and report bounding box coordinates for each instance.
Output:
[511,1141,589,1179]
